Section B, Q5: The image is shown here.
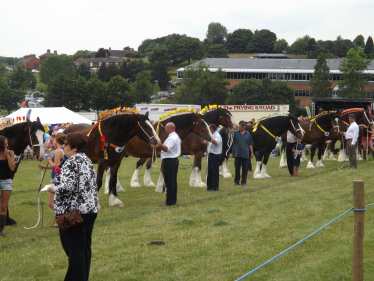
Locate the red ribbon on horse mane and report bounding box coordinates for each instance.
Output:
[101,136,106,151]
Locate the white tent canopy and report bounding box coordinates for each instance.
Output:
[6,107,93,125]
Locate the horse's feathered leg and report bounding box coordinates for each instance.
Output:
[253,150,263,179]
[155,160,165,193]
[105,168,124,194]
[144,158,156,187]
[307,143,316,168]
[130,158,146,187]
[108,163,124,207]
[259,153,271,178]
[189,152,206,188]
[316,145,325,168]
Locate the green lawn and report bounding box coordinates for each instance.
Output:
[1,156,374,280]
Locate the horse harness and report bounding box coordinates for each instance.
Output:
[253,118,300,142]
[310,118,339,136]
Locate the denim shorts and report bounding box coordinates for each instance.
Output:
[51,178,56,185]
[0,179,13,191]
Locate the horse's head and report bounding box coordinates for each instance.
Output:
[25,117,45,161]
[288,114,303,139]
[330,112,340,135]
[364,109,373,126]
[133,112,159,145]
[217,108,234,128]
[192,113,212,142]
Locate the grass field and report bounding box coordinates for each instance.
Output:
[1,156,374,280]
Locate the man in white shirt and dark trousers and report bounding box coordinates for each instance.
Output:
[286,130,297,176]
[207,124,222,191]
[340,114,359,169]
[152,122,181,206]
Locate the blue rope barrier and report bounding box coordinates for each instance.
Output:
[235,208,353,281]
[366,203,374,208]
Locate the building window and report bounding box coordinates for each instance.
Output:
[90,62,93,66]
[366,91,374,98]
[177,71,183,78]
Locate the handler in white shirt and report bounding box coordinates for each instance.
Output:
[340,114,359,169]
[206,124,222,191]
[152,122,181,206]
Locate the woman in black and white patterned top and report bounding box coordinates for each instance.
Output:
[48,133,98,281]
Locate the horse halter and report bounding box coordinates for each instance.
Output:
[137,121,156,140]
[193,121,205,139]
[331,118,340,134]
[28,127,43,151]
[290,118,301,134]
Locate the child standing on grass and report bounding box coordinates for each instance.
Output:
[292,138,303,177]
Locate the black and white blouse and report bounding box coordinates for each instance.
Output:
[54,153,98,215]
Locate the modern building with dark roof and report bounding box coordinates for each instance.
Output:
[177,58,374,106]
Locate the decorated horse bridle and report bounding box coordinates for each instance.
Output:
[311,118,340,136]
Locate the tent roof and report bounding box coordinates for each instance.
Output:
[6,107,93,125]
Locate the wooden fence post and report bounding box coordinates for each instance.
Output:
[352,180,365,281]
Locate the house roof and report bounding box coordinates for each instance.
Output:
[181,58,374,74]
[109,50,125,57]
[253,54,292,59]
[75,57,123,63]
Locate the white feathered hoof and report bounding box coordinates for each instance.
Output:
[253,162,262,178]
[116,177,125,193]
[144,169,156,187]
[155,173,165,193]
[329,152,337,161]
[306,160,315,169]
[109,194,124,207]
[259,164,271,178]
[223,160,232,178]
[194,169,206,188]
[316,159,325,168]
[300,155,308,162]
[219,165,223,176]
[337,149,345,162]
[130,168,142,187]
[279,151,287,167]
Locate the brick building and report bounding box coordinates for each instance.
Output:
[17,54,41,70]
[39,49,58,63]
[177,58,374,107]
[75,54,123,71]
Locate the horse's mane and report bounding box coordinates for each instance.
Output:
[339,108,364,117]
[160,113,197,128]
[101,113,145,132]
[258,115,290,128]
[201,108,232,124]
[0,121,44,139]
[312,111,336,124]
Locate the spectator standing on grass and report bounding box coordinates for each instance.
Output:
[232,120,254,186]
[47,133,98,280]
[286,130,297,176]
[206,124,222,192]
[292,138,303,177]
[38,133,66,227]
[0,136,16,237]
[340,114,359,169]
[151,122,181,206]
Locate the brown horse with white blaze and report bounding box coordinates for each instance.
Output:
[64,112,159,207]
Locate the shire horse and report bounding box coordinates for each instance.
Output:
[123,111,213,190]
[322,109,373,161]
[279,112,340,169]
[248,114,303,178]
[0,117,45,225]
[64,112,159,207]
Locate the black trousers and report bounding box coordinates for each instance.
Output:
[163,158,179,205]
[234,157,249,185]
[287,142,296,175]
[207,153,220,191]
[59,213,97,281]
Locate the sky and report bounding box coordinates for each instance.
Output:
[1,0,374,58]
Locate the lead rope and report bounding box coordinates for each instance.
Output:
[137,121,155,140]
[226,131,234,156]
[24,163,49,229]
[338,135,346,170]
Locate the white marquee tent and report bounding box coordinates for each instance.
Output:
[6,107,93,125]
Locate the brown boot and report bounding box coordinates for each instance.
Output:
[363,150,367,160]
[0,215,6,236]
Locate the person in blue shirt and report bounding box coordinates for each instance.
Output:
[232,120,254,186]
[292,138,303,177]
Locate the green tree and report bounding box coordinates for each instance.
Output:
[307,45,337,59]
[123,46,132,51]
[353,35,365,48]
[44,73,77,110]
[103,75,135,108]
[167,41,180,65]
[145,42,157,53]
[227,78,299,112]
[274,39,288,53]
[95,48,110,58]
[177,37,204,65]
[10,64,37,90]
[175,62,229,107]
[206,22,228,44]
[0,88,24,113]
[246,29,277,53]
[332,35,348,57]
[138,39,154,53]
[39,54,76,85]
[97,62,108,82]
[306,38,317,52]
[206,44,229,58]
[74,76,90,111]
[106,64,119,81]
[337,47,372,98]
[364,36,373,57]
[72,50,94,61]
[149,45,171,65]
[226,29,253,53]
[151,62,171,90]
[132,71,153,103]
[87,78,105,118]
[76,62,91,80]
[153,83,160,94]
[289,38,307,54]
[310,53,333,98]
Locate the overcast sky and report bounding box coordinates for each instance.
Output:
[1,0,374,58]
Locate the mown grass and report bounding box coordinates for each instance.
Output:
[1,156,374,280]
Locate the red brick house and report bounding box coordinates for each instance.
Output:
[17,54,41,70]
[75,54,123,71]
[39,49,58,63]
